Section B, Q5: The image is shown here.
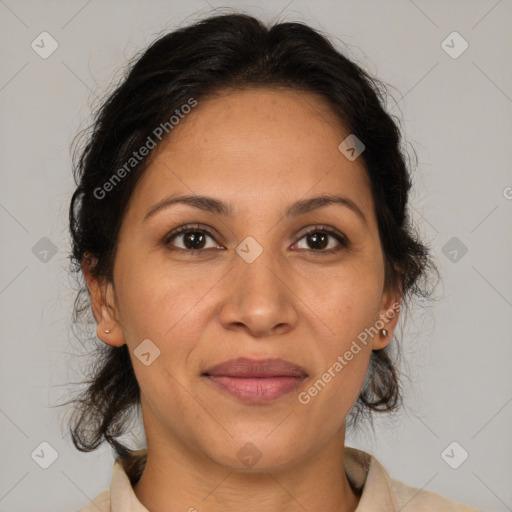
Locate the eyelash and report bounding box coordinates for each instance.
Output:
[163,223,350,255]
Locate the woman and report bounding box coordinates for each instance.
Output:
[66,12,481,511]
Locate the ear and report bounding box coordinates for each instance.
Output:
[82,253,125,347]
[372,276,403,351]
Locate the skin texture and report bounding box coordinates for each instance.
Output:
[83,87,402,512]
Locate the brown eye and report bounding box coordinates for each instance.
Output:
[179,230,208,249]
[295,227,349,252]
[164,225,219,252]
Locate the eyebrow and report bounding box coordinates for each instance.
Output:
[144,193,367,225]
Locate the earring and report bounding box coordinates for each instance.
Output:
[380,328,388,337]
[104,329,111,333]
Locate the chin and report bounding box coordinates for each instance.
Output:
[202,435,310,474]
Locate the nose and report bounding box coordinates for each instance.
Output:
[217,249,299,338]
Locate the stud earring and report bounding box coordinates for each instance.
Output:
[380,328,388,337]
[104,329,111,333]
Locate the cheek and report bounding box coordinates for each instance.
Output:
[303,258,384,345]
[114,251,216,341]
[298,279,379,426]
[117,267,214,415]
[300,259,382,400]
[113,258,226,394]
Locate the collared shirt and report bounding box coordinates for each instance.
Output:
[76,447,482,511]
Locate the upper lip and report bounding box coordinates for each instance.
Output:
[203,357,308,378]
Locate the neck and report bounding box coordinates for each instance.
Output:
[133,429,360,512]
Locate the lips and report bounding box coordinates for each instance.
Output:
[203,357,308,403]
[203,357,308,378]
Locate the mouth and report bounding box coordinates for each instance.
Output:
[202,357,308,404]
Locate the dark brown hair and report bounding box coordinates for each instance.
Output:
[61,12,437,485]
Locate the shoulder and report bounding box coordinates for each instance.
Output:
[389,477,483,511]
[74,488,110,512]
[344,446,483,511]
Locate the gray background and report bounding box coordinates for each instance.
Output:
[0,0,511,511]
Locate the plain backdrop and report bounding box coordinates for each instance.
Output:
[0,1,511,511]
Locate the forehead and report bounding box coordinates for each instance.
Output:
[127,87,373,221]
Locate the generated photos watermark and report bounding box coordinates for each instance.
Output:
[93,97,198,200]
[297,301,401,405]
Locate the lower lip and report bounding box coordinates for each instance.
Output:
[205,375,306,403]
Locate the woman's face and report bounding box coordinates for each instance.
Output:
[88,87,401,471]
